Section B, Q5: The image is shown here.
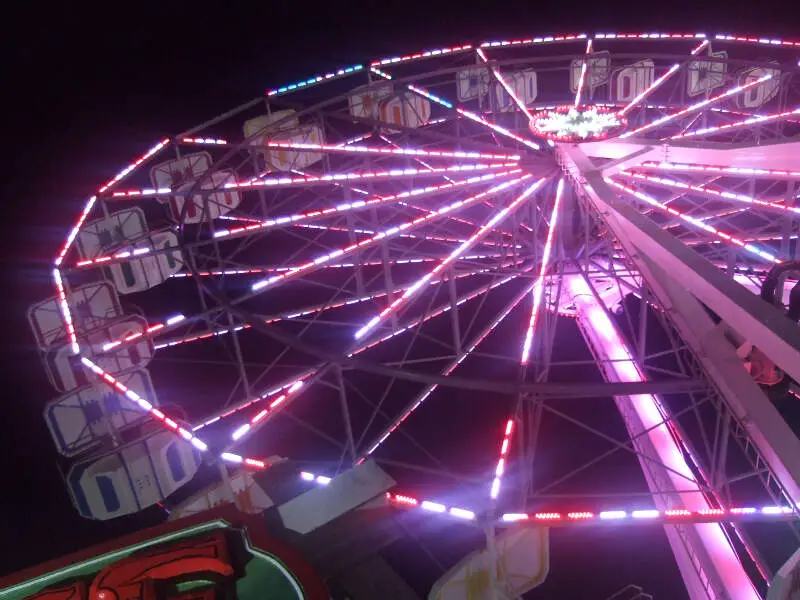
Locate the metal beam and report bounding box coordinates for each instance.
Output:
[558,144,800,507]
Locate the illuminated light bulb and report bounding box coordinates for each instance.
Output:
[422,501,447,513]
[450,507,476,520]
[503,513,529,521]
[300,472,315,481]
[599,510,627,519]
[632,510,660,518]
[568,512,594,519]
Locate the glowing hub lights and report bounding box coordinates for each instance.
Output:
[529,106,626,142]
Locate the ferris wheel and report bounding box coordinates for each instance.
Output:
[27,30,800,599]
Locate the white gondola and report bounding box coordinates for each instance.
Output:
[349,83,393,120]
[379,93,432,132]
[45,368,158,457]
[494,69,538,112]
[102,230,183,294]
[613,60,655,104]
[266,123,325,171]
[736,64,781,108]
[28,281,122,350]
[243,110,300,145]
[159,169,241,225]
[43,316,154,393]
[66,429,200,520]
[457,67,490,102]
[570,51,611,93]
[687,50,727,96]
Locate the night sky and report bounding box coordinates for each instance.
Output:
[0,1,795,597]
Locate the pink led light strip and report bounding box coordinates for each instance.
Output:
[640,161,800,179]
[476,48,535,121]
[102,314,186,351]
[620,74,774,138]
[266,64,363,97]
[212,170,516,241]
[297,470,796,527]
[594,32,705,40]
[715,34,800,48]
[480,34,587,47]
[53,269,79,354]
[108,163,515,199]
[264,141,520,161]
[370,44,472,67]
[81,356,278,469]
[56,139,169,267]
[353,176,542,340]
[608,179,782,264]
[521,178,565,365]
[670,107,800,139]
[250,172,526,292]
[191,267,524,434]
[229,380,306,444]
[489,419,515,499]
[618,171,800,216]
[574,39,593,108]
[181,137,228,145]
[405,84,540,150]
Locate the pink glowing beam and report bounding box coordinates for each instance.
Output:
[250,172,527,292]
[520,178,565,365]
[574,39,593,108]
[476,48,535,121]
[608,178,782,264]
[353,176,543,341]
[264,140,520,161]
[620,73,774,138]
[569,276,760,598]
[405,83,540,150]
[53,269,79,354]
[212,170,517,242]
[618,171,800,216]
[670,107,800,139]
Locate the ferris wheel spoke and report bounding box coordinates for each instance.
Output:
[619,171,800,217]
[262,140,520,162]
[573,39,594,108]
[246,173,528,294]
[608,178,783,263]
[620,73,775,139]
[669,107,800,140]
[475,48,535,121]
[210,170,517,243]
[353,178,545,341]
[617,39,708,118]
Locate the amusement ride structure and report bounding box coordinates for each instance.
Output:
[22,31,800,599]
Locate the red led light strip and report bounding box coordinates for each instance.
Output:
[480,34,587,47]
[608,179,782,264]
[618,171,800,216]
[670,107,800,139]
[264,141,520,161]
[574,39,593,108]
[620,74,774,138]
[250,172,526,292]
[475,48,535,121]
[489,419,515,499]
[715,34,800,48]
[212,170,517,242]
[640,161,800,179]
[594,32,705,40]
[181,137,228,145]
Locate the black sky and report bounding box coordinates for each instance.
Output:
[0,0,796,594]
